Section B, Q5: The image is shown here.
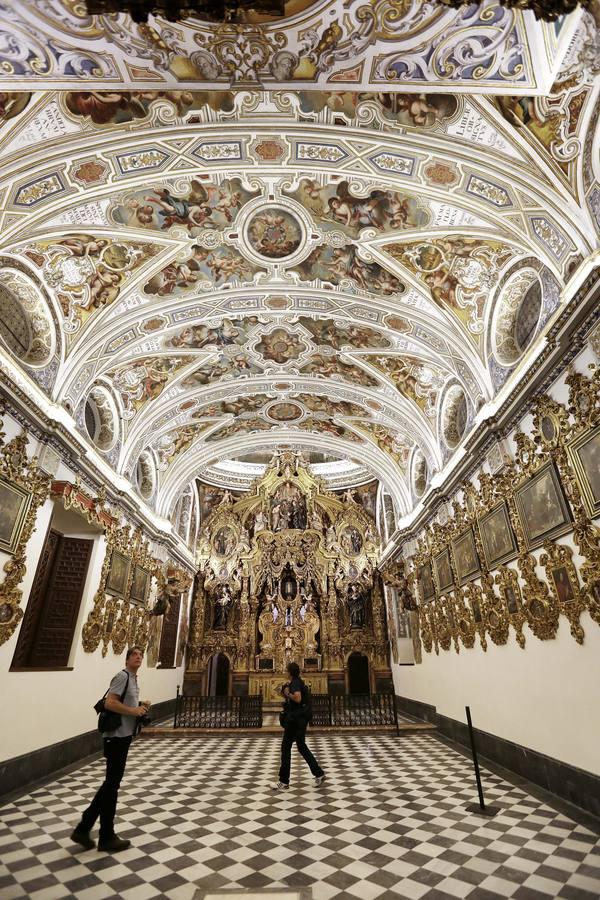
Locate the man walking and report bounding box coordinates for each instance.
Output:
[274,661,325,790]
[71,646,150,852]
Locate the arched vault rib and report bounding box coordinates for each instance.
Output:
[118,374,443,477]
[56,285,492,412]
[0,119,594,256]
[157,430,412,520]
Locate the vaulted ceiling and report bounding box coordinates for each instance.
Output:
[0,0,598,524]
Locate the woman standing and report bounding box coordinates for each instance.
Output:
[274,662,325,790]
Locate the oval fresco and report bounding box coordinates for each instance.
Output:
[246,208,303,259]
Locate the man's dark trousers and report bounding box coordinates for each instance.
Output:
[278,716,323,785]
[78,736,132,840]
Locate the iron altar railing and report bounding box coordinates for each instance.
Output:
[174,690,263,728]
[310,693,399,732]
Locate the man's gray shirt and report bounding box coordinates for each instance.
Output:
[102,669,139,738]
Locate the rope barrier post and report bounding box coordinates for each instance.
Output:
[174,684,180,728]
[465,705,500,817]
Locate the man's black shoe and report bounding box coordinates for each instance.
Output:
[97,835,131,853]
[70,828,95,850]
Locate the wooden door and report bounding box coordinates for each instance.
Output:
[12,531,93,668]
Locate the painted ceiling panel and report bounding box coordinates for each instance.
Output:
[0,3,596,512]
[0,1,573,92]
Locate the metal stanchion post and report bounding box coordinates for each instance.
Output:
[465,705,500,817]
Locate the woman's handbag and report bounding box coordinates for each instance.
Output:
[93,671,130,733]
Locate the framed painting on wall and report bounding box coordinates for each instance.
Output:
[0,477,32,554]
[106,550,130,597]
[452,527,481,584]
[567,423,600,518]
[417,561,435,603]
[478,501,517,569]
[130,565,150,603]
[433,547,454,593]
[514,462,572,550]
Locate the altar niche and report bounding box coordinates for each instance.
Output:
[187,450,392,700]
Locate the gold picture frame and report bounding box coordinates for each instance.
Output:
[452,527,481,584]
[130,565,150,604]
[567,423,600,518]
[106,549,130,598]
[418,561,435,603]
[514,461,572,550]
[477,501,517,569]
[433,547,454,593]
[0,476,33,555]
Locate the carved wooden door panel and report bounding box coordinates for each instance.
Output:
[12,531,93,668]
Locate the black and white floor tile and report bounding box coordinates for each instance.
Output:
[1,733,599,899]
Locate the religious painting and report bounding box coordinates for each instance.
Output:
[477,502,517,569]
[502,582,521,616]
[418,561,435,603]
[433,547,453,593]
[567,424,600,518]
[452,528,480,584]
[299,353,379,387]
[298,317,391,351]
[271,484,306,530]
[297,92,458,130]
[384,237,514,333]
[64,91,236,127]
[143,244,261,295]
[340,526,363,557]
[176,596,189,667]
[184,352,264,387]
[287,178,429,238]
[267,402,303,422]
[0,477,32,555]
[106,550,130,597]
[293,244,404,296]
[549,566,576,604]
[110,355,192,416]
[113,178,259,236]
[146,615,162,668]
[471,597,483,624]
[514,462,572,550]
[166,316,260,351]
[246,208,303,259]
[130,566,150,604]
[213,526,236,557]
[31,234,157,331]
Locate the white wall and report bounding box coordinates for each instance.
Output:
[392,614,600,776]
[0,412,188,763]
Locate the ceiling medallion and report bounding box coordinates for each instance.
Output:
[245,207,303,260]
[266,401,304,422]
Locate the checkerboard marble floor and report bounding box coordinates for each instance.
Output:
[1,733,599,900]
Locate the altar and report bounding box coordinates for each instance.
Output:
[185,451,392,696]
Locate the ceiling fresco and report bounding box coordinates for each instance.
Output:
[0,1,577,92]
[0,3,597,523]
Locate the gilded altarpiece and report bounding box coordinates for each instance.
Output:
[187,451,389,699]
[402,364,600,656]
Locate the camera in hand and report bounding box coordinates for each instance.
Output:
[137,703,152,729]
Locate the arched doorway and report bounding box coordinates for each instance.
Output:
[207,653,230,696]
[348,652,370,695]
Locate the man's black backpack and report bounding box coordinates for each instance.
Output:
[93,671,129,733]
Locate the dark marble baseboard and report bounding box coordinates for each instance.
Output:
[395,693,600,820]
[0,697,176,804]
